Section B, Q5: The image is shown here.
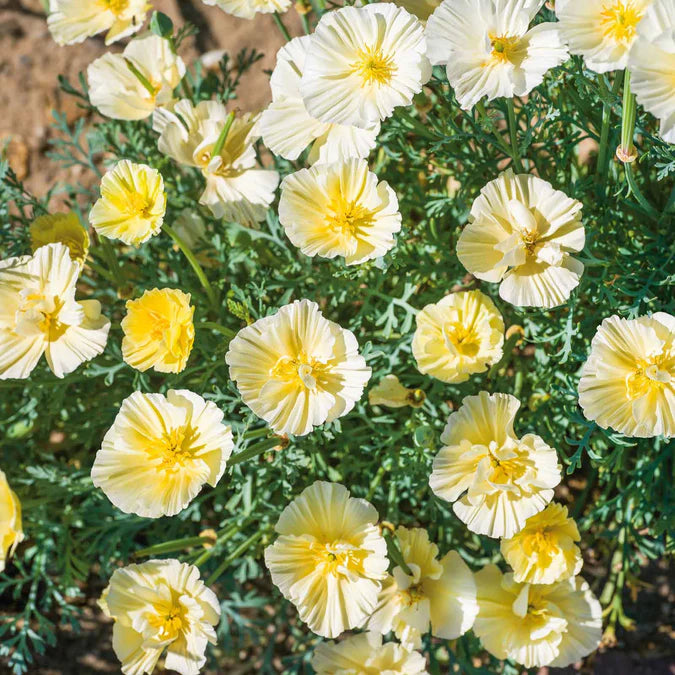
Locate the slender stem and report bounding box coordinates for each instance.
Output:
[99,237,125,288]
[228,437,281,466]
[506,98,524,172]
[211,111,236,159]
[383,530,412,576]
[300,12,310,34]
[242,426,270,441]
[133,536,211,558]
[619,70,636,156]
[476,100,516,164]
[625,163,660,223]
[597,71,624,186]
[206,530,265,585]
[272,12,292,42]
[124,58,157,97]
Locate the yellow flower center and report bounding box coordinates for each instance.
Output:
[443,321,480,357]
[21,292,69,341]
[147,603,186,641]
[270,353,329,390]
[126,191,154,219]
[489,34,521,63]
[316,542,367,577]
[626,353,673,400]
[401,584,426,607]
[352,47,396,86]
[600,1,643,43]
[487,448,529,485]
[102,0,129,15]
[155,426,195,470]
[325,197,374,238]
[523,529,557,559]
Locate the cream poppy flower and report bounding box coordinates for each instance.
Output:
[29,211,90,266]
[300,4,431,129]
[412,290,504,384]
[225,299,371,437]
[89,160,166,246]
[456,169,585,309]
[628,0,675,143]
[425,0,568,110]
[500,503,583,585]
[368,527,478,650]
[99,559,220,675]
[201,0,291,20]
[278,159,402,265]
[87,34,185,121]
[369,375,426,409]
[264,481,388,638]
[48,0,149,46]
[121,288,194,374]
[578,313,675,438]
[429,392,561,538]
[0,244,110,380]
[473,565,602,668]
[556,0,650,73]
[312,632,428,674]
[260,36,380,164]
[91,389,233,518]
[156,100,279,225]
[0,470,24,573]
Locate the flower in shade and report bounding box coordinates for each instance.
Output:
[369,375,426,409]
[0,470,24,573]
[412,290,504,384]
[264,481,388,638]
[300,4,431,128]
[91,389,233,518]
[473,564,602,668]
[260,36,380,164]
[425,0,568,110]
[556,0,650,73]
[628,0,675,143]
[48,0,149,46]
[312,632,428,674]
[201,0,291,20]
[121,288,194,374]
[429,392,561,538]
[225,299,371,437]
[278,159,402,265]
[89,160,166,246]
[456,169,585,309]
[0,243,110,380]
[29,211,90,266]
[99,559,220,675]
[578,313,675,438]
[156,100,279,225]
[500,503,583,585]
[87,34,185,121]
[368,527,478,650]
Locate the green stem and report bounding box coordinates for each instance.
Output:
[206,530,265,585]
[133,536,211,558]
[124,58,157,97]
[99,237,125,288]
[625,163,660,223]
[229,437,281,466]
[211,111,236,159]
[506,98,524,172]
[384,530,412,576]
[199,321,236,339]
[242,426,270,441]
[476,100,515,164]
[272,12,292,42]
[620,70,636,155]
[300,12,310,34]
[597,71,624,185]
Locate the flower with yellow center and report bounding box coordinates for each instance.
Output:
[99,558,220,675]
[278,159,402,265]
[89,160,166,246]
[456,169,585,309]
[412,290,504,384]
[556,0,650,72]
[578,312,675,438]
[425,0,568,110]
[91,389,233,518]
[155,100,279,225]
[87,34,185,121]
[500,503,583,585]
[29,211,90,266]
[430,392,561,538]
[264,481,388,638]
[201,0,291,19]
[260,36,380,165]
[121,288,194,374]
[367,527,478,650]
[300,4,430,128]
[0,243,110,380]
[0,470,24,573]
[473,564,602,668]
[48,0,149,46]
[369,374,426,409]
[226,299,371,437]
[312,632,428,674]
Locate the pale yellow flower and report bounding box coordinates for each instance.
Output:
[29,211,90,266]
[368,527,478,650]
[500,503,582,585]
[201,0,291,19]
[226,299,371,437]
[412,290,504,384]
[99,558,220,675]
[156,100,279,225]
[121,288,194,374]
[473,564,602,668]
[87,34,185,121]
[278,159,402,265]
[91,389,233,518]
[0,243,110,380]
[48,0,149,46]
[312,632,428,674]
[456,169,585,309]
[260,36,380,164]
[369,375,425,409]
[300,4,431,128]
[426,0,568,110]
[0,470,24,573]
[578,312,675,438]
[264,481,388,638]
[89,160,166,246]
[429,392,561,538]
